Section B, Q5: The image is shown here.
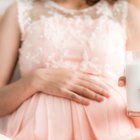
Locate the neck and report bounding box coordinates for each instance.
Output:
[54,0,89,10]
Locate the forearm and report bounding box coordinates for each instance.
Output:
[0,75,37,117]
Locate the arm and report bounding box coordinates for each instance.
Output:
[127,0,140,51]
[118,0,140,128]
[0,3,37,117]
[0,2,111,117]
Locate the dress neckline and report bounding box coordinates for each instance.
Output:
[46,0,105,14]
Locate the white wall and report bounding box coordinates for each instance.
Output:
[0,0,15,15]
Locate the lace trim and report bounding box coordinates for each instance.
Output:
[113,0,128,29]
[17,0,128,37]
[17,0,33,33]
[96,0,128,29]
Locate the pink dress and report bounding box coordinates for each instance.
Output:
[1,0,140,139]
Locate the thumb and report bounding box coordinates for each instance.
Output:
[118,76,126,87]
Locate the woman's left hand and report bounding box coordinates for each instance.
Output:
[118,75,140,128]
[118,76,126,87]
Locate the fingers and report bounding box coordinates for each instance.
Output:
[78,73,110,98]
[77,79,110,98]
[79,72,106,88]
[63,89,90,105]
[118,76,126,87]
[70,85,104,102]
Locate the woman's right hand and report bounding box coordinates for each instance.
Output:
[32,68,110,105]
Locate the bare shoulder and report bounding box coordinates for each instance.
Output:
[5,2,17,15]
[127,0,140,51]
[129,0,140,8]
[0,2,21,86]
[1,2,18,25]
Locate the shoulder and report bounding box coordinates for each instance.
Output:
[0,0,15,15]
[5,2,17,15]
[0,2,20,37]
[1,2,17,24]
[127,0,140,26]
[0,2,21,38]
[129,0,140,8]
[128,0,140,18]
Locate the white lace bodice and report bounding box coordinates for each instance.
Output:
[17,0,128,32]
[17,0,128,86]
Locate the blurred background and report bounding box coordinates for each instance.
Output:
[0,0,15,15]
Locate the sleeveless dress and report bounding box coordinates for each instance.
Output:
[1,0,140,140]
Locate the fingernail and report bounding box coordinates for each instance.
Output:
[118,81,124,87]
[106,94,110,98]
[99,98,104,102]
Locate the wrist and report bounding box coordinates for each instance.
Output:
[22,73,39,96]
[29,68,51,94]
[30,70,45,93]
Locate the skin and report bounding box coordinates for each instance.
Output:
[118,0,140,128]
[119,0,140,87]
[0,0,140,129]
[0,0,110,117]
[53,0,88,9]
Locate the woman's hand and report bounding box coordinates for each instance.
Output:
[32,68,110,105]
[118,76,126,87]
[118,75,140,128]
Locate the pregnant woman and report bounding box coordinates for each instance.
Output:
[0,0,140,139]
